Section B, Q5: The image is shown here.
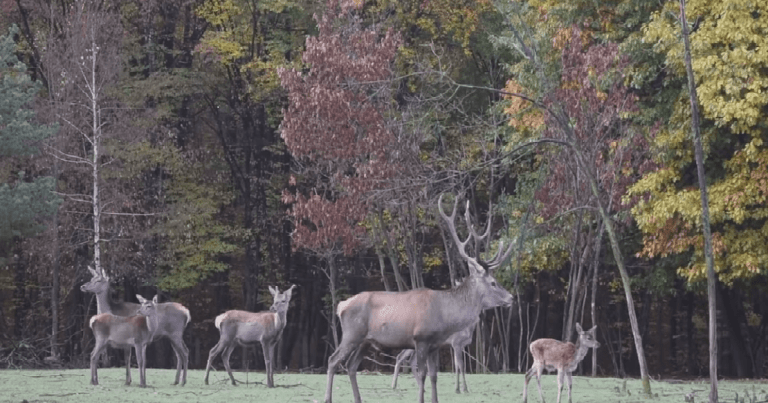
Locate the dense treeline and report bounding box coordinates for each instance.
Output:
[1,0,766,383]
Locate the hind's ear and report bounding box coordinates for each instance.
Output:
[136,294,147,304]
[152,295,159,304]
[575,323,583,333]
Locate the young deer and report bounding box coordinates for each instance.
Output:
[80,266,191,385]
[204,285,296,387]
[391,319,476,393]
[88,311,155,387]
[522,323,600,403]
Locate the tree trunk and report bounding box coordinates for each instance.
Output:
[679,1,718,400]
[50,158,61,359]
[328,255,339,349]
[591,220,605,376]
[569,145,650,394]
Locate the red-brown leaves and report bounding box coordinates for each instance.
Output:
[278,0,402,255]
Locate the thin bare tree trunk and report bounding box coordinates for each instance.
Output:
[87,34,103,274]
[591,220,605,376]
[50,158,60,359]
[328,255,339,349]
[679,1,717,401]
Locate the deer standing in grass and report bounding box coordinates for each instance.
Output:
[89,306,154,386]
[392,280,477,393]
[204,285,296,387]
[80,266,191,385]
[391,320,476,393]
[324,194,515,403]
[522,323,600,403]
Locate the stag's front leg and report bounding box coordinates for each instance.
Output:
[414,342,430,403]
[136,344,148,388]
[124,348,132,385]
[427,348,440,403]
[262,341,274,388]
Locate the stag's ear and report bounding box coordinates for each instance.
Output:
[152,295,159,304]
[136,294,147,304]
[575,323,583,333]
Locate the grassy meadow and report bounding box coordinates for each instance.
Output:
[1,368,767,403]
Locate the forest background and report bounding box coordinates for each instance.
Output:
[1,0,767,383]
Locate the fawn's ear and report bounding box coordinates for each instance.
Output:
[136,294,147,304]
[152,295,159,304]
[575,323,583,333]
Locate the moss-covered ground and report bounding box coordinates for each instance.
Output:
[1,368,767,402]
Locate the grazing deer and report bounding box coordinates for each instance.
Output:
[324,194,515,403]
[204,285,296,387]
[392,281,477,393]
[80,266,191,385]
[522,323,600,403]
[88,311,155,387]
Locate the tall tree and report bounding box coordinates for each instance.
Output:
[193,0,308,311]
[0,25,60,263]
[279,0,401,346]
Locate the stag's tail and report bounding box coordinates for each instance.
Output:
[214,312,228,330]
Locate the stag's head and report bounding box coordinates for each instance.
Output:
[439,194,514,310]
[269,285,296,314]
[575,323,600,349]
[80,265,110,294]
[136,294,159,317]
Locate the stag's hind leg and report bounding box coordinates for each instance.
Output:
[221,344,238,386]
[324,337,364,403]
[345,343,368,403]
[204,340,225,385]
[169,335,189,386]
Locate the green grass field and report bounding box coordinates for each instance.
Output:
[1,368,767,403]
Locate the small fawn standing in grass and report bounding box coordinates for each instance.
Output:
[89,309,155,387]
[204,285,296,387]
[522,323,600,403]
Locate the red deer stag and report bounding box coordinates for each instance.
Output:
[81,266,191,385]
[204,285,296,387]
[392,281,477,393]
[522,323,600,403]
[324,194,514,403]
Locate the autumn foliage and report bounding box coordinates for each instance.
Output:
[279,0,401,255]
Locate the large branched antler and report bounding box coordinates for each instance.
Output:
[438,193,474,265]
[438,194,515,274]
